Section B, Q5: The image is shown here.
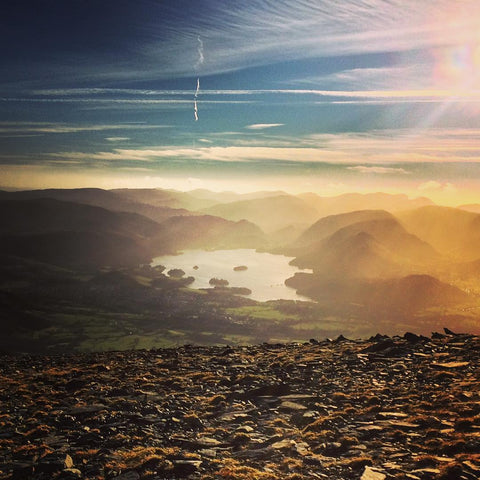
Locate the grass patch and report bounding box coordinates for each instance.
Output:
[226,305,297,321]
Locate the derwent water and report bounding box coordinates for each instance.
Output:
[151,249,312,302]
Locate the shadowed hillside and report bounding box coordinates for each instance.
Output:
[0,198,267,268]
[286,272,470,316]
[0,188,194,224]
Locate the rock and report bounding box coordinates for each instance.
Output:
[12,462,34,479]
[432,361,470,368]
[404,332,422,343]
[64,454,74,469]
[65,379,87,391]
[2,332,480,480]
[112,472,140,480]
[361,466,386,480]
[173,460,202,476]
[279,400,307,411]
[57,468,83,479]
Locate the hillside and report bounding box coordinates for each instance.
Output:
[398,205,480,260]
[0,188,194,224]
[297,192,433,217]
[291,209,394,250]
[0,198,162,238]
[286,272,471,316]
[2,333,479,480]
[0,198,164,268]
[202,194,320,233]
[112,188,216,211]
[154,215,266,252]
[458,203,480,214]
[0,198,267,268]
[291,217,438,277]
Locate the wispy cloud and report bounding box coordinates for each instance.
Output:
[4,1,480,89]
[0,122,170,134]
[347,166,410,175]
[418,181,457,192]
[246,123,284,130]
[46,128,480,165]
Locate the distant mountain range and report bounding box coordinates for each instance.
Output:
[1,186,480,323]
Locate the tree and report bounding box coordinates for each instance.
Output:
[209,277,229,287]
[168,268,185,278]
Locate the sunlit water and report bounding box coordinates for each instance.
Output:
[151,249,312,302]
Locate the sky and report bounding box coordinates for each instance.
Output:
[1,0,480,205]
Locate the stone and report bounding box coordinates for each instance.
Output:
[57,468,83,479]
[113,471,140,480]
[361,466,387,480]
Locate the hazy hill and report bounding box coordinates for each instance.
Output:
[188,189,288,205]
[291,210,393,250]
[297,192,433,217]
[398,205,480,260]
[202,194,319,233]
[0,188,194,224]
[457,204,480,214]
[112,188,216,211]
[154,215,266,252]
[291,216,438,278]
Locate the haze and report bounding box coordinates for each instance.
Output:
[1,1,480,206]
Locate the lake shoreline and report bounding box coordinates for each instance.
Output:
[151,248,313,302]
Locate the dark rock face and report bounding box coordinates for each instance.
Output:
[1,332,479,479]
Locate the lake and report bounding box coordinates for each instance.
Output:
[151,249,313,302]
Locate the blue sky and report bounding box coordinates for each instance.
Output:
[1,0,480,204]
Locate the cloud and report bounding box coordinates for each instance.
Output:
[348,166,410,174]
[0,122,170,134]
[5,0,480,90]
[418,180,457,192]
[246,123,284,130]
[137,0,480,80]
[39,127,480,167]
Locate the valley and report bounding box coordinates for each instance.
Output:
[1,187,480,354]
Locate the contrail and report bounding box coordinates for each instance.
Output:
[194,37,203,121]
[195,37,204,70]
[194,78,200,121]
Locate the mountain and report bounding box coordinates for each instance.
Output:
[0,231,153,269]
[397,205,480,261]
[291,210,393,250]
[457,204,480,214]
[297,192,433,217]
[0,198,161,238]
[112,188,216,211]
[0,188,194,224]
[291,215,438,278]
[0,198,164,268]
[201,194,319,233]
[286,272,469,314]
[154,215,266,252]
[188,189,288,205]
[0,198,268,268]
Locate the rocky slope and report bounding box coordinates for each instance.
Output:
[1,331,479,480]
